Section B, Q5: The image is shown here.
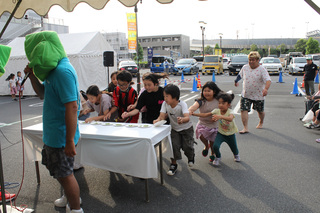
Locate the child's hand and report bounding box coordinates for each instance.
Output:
[177,117,184,124]
[189,110,194,116]
[127,104,135,111]
[122,112,129,119]
[104,113,111,121]
[153,119,160,124]
[212,114,220,122]
[85,117,94,123]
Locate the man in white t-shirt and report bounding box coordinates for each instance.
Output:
[234,51,271,134]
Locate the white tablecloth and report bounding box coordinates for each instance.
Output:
[23,122,173,178]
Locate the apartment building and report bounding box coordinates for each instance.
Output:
[138,34,190,61]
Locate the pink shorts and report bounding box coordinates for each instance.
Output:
[10,87,17,95]
[195,123,218,142]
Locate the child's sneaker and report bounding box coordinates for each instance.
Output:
[188,155,195,167]
[234,154,241,162]
[209,155,215,162]
[306,122,320,129]
[167,164,178,176]
[212,158,221,166]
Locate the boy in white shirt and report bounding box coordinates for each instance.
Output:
[154,84,195,176]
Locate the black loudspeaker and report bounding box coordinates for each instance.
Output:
[103,51,114,67]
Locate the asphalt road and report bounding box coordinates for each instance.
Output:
[0,71,320,213]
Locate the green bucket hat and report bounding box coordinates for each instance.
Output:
[0,45,12,77]
[24,31,67,81]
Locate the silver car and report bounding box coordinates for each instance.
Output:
[288,57,307,75]
[260,57,283,75]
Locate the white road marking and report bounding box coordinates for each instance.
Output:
[0,115,42,128]
[182,94,199,102]
[29,102,43,107]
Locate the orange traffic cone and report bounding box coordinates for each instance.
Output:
[301,81,305,88]
[197,73,202,88]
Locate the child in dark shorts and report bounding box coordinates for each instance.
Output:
[154,84,195,176]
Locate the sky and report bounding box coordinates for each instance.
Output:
[48,0,320,41]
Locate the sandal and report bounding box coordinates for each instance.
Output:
[209,155,215,162]
[202,148,209,157]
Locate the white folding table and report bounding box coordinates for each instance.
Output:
[23,122,173,201]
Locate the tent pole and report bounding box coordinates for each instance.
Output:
[0,0,23,39]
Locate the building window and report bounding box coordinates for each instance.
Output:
[142,38,150,42]
[143,47,148,50]
[162,37,171,42]
[153,46,161,50]
[152,38,161,42]
[162,46,171,51]
[172,46,180,51]
[120,47,126,50]
[172,37,180,41]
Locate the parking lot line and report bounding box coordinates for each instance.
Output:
[0,115,42,128]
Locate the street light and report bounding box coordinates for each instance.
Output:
[219,33,223,49]
[199,21,207,57]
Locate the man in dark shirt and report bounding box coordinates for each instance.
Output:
[304,56,318,97]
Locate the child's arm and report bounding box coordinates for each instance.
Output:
[127,100,137,111]
[104,106,117,120]
[192,112,212,117]
[188,101,200,115]
[85,109,110,123]
[212,113,234,122]
[153,112,167,124]
[177,113,190,124]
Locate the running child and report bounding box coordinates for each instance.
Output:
[189,81,222,162]
[122,72,168,124]
[105,70,139,123]
[154,84,195,176]
[211,92,240,166]
[5,73,17,101]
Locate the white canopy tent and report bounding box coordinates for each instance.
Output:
[0,31,116,95]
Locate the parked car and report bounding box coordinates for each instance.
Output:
[267,54,278,58]
[172,58,199,75]
[223,57,230,70]
[118,60,139,76]
[288,57,307,75]
[260,57,283,75]
[150,56,174,74]
[228,55,248,75]
[202,55,223,75]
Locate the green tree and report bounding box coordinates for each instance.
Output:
[276,44,287,55]
[250,44,258,51]
[230,49,236,53]
[133,42,143,62]
[204,45,213,55]
[306,37,320,54]
[295,39,307,54]
[214,44,220,49]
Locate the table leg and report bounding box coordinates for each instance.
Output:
[145,179,149,202]
[159,141,163,185]
[35,161,40,184]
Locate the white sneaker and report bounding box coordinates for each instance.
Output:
[66,204,84,213]
[212,158,221,166]
[73,162,84,170]
[54,195,67,207]
[234,155,241,162]
[54,195,82,208]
